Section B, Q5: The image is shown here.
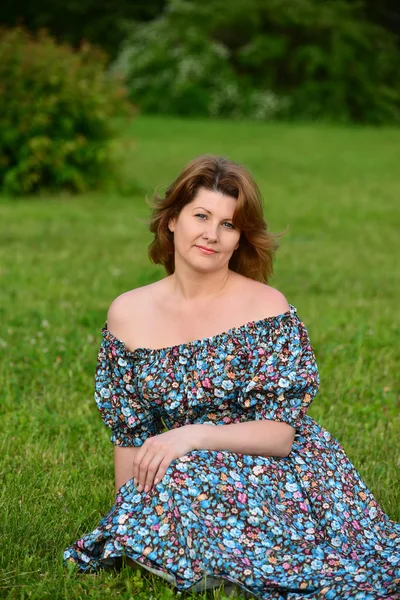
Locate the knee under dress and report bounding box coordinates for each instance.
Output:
[63,304,400,599]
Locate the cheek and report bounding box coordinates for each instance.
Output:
[175,221,199,247]
[225,232,241,249]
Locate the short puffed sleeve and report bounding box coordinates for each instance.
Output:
[94,331,164,447]
[240,308,320,429]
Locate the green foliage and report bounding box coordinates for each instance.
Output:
[0,0,167,61]
[210,0,400,123]
[110,8,289,120]
[112,0,400,123]
[0,27,132,196]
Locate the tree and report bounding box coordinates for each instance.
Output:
[0,0,167,60]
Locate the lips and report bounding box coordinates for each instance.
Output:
[195,245,216,254]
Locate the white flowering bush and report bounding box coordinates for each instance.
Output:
[110,18,237,117]
[110,0,400,124]
[110,10,288,120]
[245,90,291,121]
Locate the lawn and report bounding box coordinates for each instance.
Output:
[0,115,399,599]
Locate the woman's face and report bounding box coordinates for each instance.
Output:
[168,187,241,272]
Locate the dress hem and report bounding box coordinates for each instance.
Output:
[65,547,255,598]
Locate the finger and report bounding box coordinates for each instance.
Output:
[143,454,165,492]
[153,456,174,488]
[138,455,151,491]
[137,449,158,490]
[132,444,149,488]
[132,449,143,486]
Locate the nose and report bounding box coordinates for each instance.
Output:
[202,222,218,242]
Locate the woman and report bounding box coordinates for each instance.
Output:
[64,155,400,599]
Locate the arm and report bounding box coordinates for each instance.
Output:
[192,420,295,458]
[98,296,165,496]
[114,445,141,494]
[198,300,319,460]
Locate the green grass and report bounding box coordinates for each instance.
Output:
[0,115,399,599]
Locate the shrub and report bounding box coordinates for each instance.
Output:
[191,0,400,123]
[110,13,288,120]
[0,27,132,196]
[111,0,400,124]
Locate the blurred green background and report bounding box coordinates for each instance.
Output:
[1,1,399,599]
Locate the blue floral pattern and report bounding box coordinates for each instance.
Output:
[63,304,400,598]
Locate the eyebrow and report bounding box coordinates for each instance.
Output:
[192,206,233,220]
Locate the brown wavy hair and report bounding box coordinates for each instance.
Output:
[146,154,286,283]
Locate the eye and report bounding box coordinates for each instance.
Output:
[195,214,235,229]
[223,222,235,229]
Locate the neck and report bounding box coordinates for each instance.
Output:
[168,267,232,302]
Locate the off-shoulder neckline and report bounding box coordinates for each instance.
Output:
[101,303,298,357]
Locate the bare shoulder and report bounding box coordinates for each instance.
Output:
[106,280,164,338]
[239,277,290,319]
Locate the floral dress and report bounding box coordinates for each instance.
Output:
[63,304,400,599]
